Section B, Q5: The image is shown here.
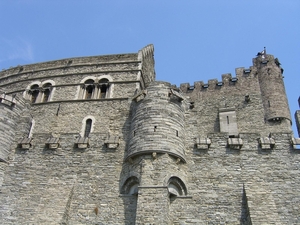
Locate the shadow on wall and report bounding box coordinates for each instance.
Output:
[240,185,252,225]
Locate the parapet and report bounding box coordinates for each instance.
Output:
[179,67,255,94]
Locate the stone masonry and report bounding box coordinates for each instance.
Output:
[0,44,299,224]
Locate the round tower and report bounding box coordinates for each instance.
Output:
[127,81,186,162]
[0,93,29,186]
[254,53,292,124]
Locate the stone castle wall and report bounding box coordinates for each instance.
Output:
[0,45,299,224]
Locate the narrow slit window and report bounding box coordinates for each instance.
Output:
[84,119,92,137]
[154,126,157,132]
[268,100,271,107]
[227,116,229,124]
[176,130,178,137]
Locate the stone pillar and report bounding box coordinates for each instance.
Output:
[135,186,170,225]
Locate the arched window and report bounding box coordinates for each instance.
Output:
[167,177,187,197]
[77,76,113,100]
[84,79,95,99]
[42,83,52,102]
[30,84,40,103]
[121,176,139,195]
[84,119,92,137]
[99,78,109,98]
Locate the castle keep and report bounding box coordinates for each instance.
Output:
[0,45,299,224]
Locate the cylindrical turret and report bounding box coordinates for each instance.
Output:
[0,93,29,187]
[254,54,292,123]
[127,81,186,162]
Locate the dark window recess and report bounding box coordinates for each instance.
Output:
[268,100,271,107]
[154,126,157,132]
[227,116,230,124]
[99,78,109,98]
[176,130,178,137]
[84,119,92,137]
[43,89,51,102]
[30,84,39,103]
[42,83,52,103]
[100,85,107,98]
[85,85,93,99]
[84,79,95,99]
[31,90,39,103]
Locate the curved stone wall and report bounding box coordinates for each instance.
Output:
[0,94,27,161]
[0,94,28,187]
[127,81,186,162]
[254,54,291,123]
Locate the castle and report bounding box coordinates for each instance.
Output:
[0,44,299,224]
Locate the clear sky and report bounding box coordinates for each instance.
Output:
[0,0,299,135]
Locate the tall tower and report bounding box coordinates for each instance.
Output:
[125,81,188,224]
[254,51,292,131]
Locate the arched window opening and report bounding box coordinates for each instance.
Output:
[30,84,39,103]
[99,78,109,98]
[121,176,139,195]
[167,177,187,198]
[42,83,52,102]
[85,85,94,99]
[84,79,95,99]
[84,119,92,138]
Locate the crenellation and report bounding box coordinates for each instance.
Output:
[0,45,299,224]
[207,78,219,88]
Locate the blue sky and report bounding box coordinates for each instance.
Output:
[0,0,299,135]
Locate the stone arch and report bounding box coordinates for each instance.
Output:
[76,75,114,99]
[84,79,95,99]
[167,176,187,197]
[121,176,140,195]
[97,75,114,98]
[76,76,97,99]
[23,81,41,103]
[41,80,55,102]
[80,116,95,138]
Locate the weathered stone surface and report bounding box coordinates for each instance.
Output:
[0,45,299,224]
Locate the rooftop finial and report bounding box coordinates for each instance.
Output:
[256,47,266,59]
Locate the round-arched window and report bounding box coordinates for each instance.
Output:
[167,177,187,197]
